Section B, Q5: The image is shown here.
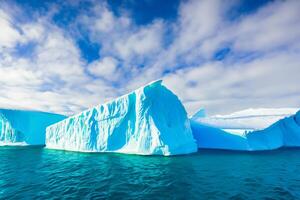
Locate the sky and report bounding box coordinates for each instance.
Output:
[0,0,299,116]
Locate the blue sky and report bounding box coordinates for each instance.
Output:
[0,0,299,115]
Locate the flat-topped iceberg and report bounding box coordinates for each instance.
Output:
[191,108,300,151]
[46,80,197,156]
[0,109,66,146]
[247,110,300,150]
[192,108,298,131]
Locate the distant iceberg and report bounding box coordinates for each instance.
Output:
[191,108,300,151]
[0,109,66,146]
[247,110,300,150]
[46,80,197,156]
[194,108,298,131]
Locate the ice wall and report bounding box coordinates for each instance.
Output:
[191,109,300,151]
[247,110,300,150]
[190,121,249,150]
[46,80,197,156]
[0,109,66,145]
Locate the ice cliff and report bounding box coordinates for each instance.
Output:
[192,108,297,131]
[0,109,66,145]
[46,80,197,156]
[191,108,300,151]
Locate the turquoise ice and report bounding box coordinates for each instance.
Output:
[2,83,298,154]
[190,121,249,150]
[191,109,300,151]
[46,80,197,156]
[247,110,300,150]
[0,109,66,145]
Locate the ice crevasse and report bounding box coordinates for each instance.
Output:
[190,108,300,151]
[46,80,197,156]
[0,109,66,146]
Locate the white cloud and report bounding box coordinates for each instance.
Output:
[35,30,85,81]
[0,6,119,115]
[22,23,45,42]
[94,7,115,32]
[88,56,118,78]
[0,0,299,117]
[79,3,164,70]
[0,10,22,50]
[164,50,300,115]
[113,21,163,59]
[232,0,300,52]
[175,0,223,53]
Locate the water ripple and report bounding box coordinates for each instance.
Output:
[1,147,300,199]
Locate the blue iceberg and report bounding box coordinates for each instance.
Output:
[247,110,300,150]
[191,108,206,119]
[191,108,300,151]
[46,80,197,156]
[0,109,66,145]
[190,121,249,150]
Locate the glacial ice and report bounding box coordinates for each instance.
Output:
[190,121,249,150]
[247,110,300,150]
[0,109,66,145]
[46,80,197,156]
[191,108,206,119]
[194,108,298,130]
[191,108,300,151]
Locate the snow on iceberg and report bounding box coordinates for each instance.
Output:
[247,110,300,150]
[195,108,298,131]
[46,80,197,156]
[0,109,66,146]
[190,108,300,151]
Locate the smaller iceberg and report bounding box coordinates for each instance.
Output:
[195,108,297,131]
[191,108,300,151]
[46,80,197,156]
[190,121,249,150]
[247,110,300,150]
[0,109,66,146]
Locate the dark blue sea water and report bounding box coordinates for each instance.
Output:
[1,147,300,200]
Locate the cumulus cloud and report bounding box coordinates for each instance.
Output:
[0,5,119,115]
[88,57,118,78]
[233,0,300,52]
[164,51,300,115]
[0,0,299,116]
[0,10,22,50]
[160,0,300,115]
[113,21,163,59]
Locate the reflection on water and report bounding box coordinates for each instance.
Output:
[1,146,300,199]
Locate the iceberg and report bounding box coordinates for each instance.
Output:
[247,110,300,150]
[0,109,66,146]
[191,108,206,119]
[191,108,300,151]
[190,121,249,150]
[194,108,298,131]
[46,80,197,156]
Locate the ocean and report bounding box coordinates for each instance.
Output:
[1,147,300,199]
